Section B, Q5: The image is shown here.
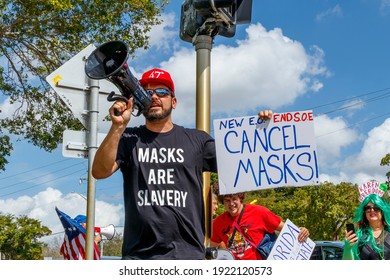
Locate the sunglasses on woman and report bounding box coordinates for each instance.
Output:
[146,88,173,97]
[363,205,381,212]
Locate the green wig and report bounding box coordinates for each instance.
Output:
[345,194,390,259]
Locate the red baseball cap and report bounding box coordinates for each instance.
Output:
[139,68,175,96]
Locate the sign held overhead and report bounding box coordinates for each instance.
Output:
[214,110,320,194]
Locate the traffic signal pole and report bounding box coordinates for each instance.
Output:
[194,35,213,246]
[85,77,99,259]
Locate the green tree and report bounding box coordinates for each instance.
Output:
[0,0,168,171]
[42,231,123,259]
[0,213,52,259]
[381,153,390,166]
[101,232,123,257]
[301,182,359,240]
[41,235,64,259]
[380,153,390,183]
[237,182,361,241]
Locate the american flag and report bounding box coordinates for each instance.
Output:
[55,207,101,260]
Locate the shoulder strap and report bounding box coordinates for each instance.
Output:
[232,220,257,248]
[227,204,246,248]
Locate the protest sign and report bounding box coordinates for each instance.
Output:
[267,219,315,260]
[213,110,319,194]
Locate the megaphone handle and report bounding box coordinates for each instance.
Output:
[107,91,129,116]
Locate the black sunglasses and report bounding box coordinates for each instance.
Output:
[364,205,381,212]
[146,88,172,97]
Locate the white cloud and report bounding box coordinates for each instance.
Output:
[148,12,178,52]
[0,97,26,118]
[0,187,123,243]
[157,22,329,127]
[342,98,365,111]
[314,114,359,167]
[380,0,390,14]
[132,12,179,63]
[316,4,343,21]
[317,117,390,185]
[319,171,350,184]
[342,118,390,182]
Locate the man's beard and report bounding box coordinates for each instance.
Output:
[143,105,173,121]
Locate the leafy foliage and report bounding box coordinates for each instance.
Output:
[380,153,390,181]
[0,213,52,259]
[41,235,64,259]
[43,230,123,259]
[101,231,123,257]
[381,153,390,166]
[0,0,168,171]
[219,182,363,241]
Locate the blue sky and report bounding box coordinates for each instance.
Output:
[1,0,390,242]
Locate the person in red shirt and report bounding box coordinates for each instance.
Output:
[210,184,310,260]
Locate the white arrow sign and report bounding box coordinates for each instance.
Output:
[46,44,117,131]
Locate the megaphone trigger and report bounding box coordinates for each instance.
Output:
[107,91,129,116]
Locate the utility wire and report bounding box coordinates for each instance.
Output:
[316,112,390,138]
[307,87,390,111]
[316,91,390,116]
[0,158,74,180]
[0,162,86,191]
[0,169,85,198]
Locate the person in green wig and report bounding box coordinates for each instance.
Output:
[343,180,390,260]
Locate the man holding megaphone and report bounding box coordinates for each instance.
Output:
[74,215,102,245]
[90,41,271,260]
[92,65,213,260]
[74,215,116,243]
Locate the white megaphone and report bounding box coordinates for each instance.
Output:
[94,224,116,240]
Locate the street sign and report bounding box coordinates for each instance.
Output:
[46,44,117,131]
[46,44,118,260]
[62,130,107,159]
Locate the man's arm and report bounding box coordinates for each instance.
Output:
[92,126,123,179]
[276,220,285,231]
[92,99,132,179]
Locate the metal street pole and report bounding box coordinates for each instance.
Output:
[85,77,99,259]
[180,0,253,255]
[194,34,213,246]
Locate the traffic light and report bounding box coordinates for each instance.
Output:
[234,0,252,24]
[180,0,253,43]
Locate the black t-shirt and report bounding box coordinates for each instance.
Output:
[116,124,217,259]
